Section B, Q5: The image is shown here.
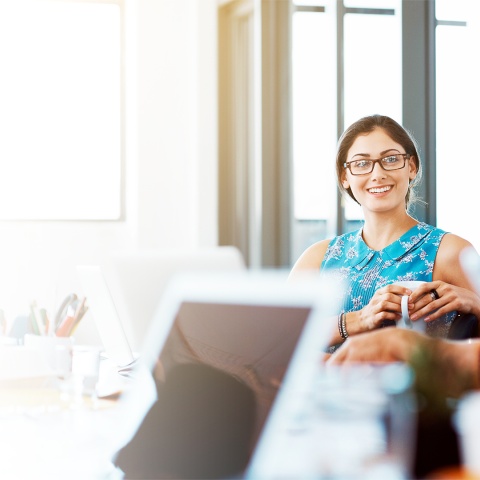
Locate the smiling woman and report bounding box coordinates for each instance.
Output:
[289,114,480,350]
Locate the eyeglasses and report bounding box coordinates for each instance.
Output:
[344,153,410,176]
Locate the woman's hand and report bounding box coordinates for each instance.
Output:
[326,328,480,398]
[349,284,414,335]
[408,281,480,323]
[327,328,429,364]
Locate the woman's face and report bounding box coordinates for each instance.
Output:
[342,127,417,214]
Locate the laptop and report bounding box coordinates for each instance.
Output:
[75,247,245,366]
[76,265,135,368]
[104,246,246,352]
[112,270,340,479]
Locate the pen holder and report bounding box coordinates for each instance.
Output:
[23,333,74,376]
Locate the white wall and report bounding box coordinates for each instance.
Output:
[0,0,218,343]
[134,0,218,250]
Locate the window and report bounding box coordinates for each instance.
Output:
[291,0,402,262]
[0,0,122,220]
[292,0,337,232]
[343,1,402,224]
[435,0,480,250]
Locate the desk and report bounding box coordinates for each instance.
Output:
[0,359,134,480]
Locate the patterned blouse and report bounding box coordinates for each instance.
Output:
[320,222,455,337]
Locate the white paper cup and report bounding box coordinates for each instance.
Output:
[392,281,428,332]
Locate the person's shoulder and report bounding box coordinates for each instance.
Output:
[416,223,476,269]
[418,222,457,244]
[289,238,332,275]
[418,222,447,237]
[300,238,333,263]
[290,227,362,276]
[435,229,476,267]
[434,232,478,285]
[439,232,475,252]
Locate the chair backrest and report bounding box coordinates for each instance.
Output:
[447,313,479,340]
[105,246,246,351]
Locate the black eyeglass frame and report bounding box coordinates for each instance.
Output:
[344,153,411,176]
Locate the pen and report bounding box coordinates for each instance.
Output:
[40,308,50,336]
[29,301,42,335]
[54,293,77,331]
[68,297,87,336]
[74,296,86,321]
[69,305,88,336]
[55,305,76,337]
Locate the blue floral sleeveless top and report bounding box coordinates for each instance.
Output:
[320,222,455,337]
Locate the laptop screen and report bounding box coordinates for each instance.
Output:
[76,265,134,367]
[113,271,338,479]
[157,301,312,446]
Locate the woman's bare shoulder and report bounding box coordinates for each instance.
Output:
[434,232,476,284]
[437,232,475,261]
[289,238,332,278]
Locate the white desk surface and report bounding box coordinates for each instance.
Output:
[0,357,133,480]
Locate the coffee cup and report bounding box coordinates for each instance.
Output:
[392,281,427,332]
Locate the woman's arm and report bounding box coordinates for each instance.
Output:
[289,240,413,346]
[407,235,480,324]
[289,240,347,346]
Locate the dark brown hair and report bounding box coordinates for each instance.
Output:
[336,114,422,209]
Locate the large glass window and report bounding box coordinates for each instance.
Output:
[0,0,122,220]
[436,0,480,250]
[343,1,402,223]
[291,0,402,263]
[292,0,337,261]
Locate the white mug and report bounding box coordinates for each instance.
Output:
[392,281,427,332]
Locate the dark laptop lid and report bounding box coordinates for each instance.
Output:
[114,270,339,479]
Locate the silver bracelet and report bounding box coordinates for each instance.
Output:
[339,312,349,340]
[338,313,343,339]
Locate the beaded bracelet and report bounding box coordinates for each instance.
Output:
[341,312,349,339]
[337,313,343,339]
[338,312,349,340]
